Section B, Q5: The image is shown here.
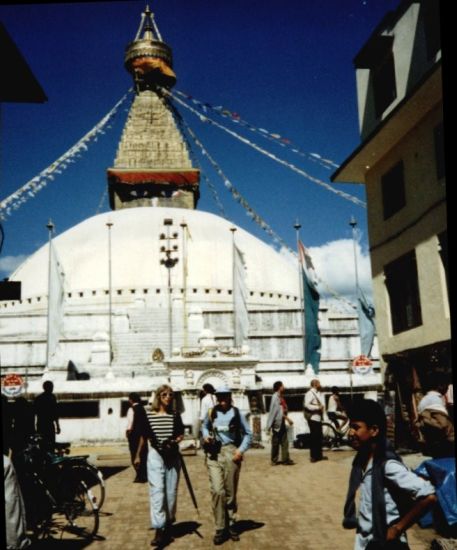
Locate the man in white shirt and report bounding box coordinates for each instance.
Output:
[417,379,454,458]
[200,384,217,423]
[304,379,328,463]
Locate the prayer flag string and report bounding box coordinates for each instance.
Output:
[0,90,133,220]
[169,91,366,209]
[173,89,340,171]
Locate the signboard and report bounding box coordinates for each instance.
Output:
[1,373,25,397]
[352,355,373,375]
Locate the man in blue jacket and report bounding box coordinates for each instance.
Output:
[202,385,252,545]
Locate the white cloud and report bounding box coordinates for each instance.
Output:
[0,255,28,277]
[280,238,374,303]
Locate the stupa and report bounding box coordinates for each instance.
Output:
[0,7,381,443]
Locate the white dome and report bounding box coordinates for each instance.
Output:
[12,207,299,302]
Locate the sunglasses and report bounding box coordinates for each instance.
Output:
[160,392,174,398]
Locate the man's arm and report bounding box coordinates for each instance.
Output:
[387,494,437,541]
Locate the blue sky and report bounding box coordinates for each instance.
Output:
[0,0,401,299]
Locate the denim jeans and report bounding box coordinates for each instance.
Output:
[147,446,181,529]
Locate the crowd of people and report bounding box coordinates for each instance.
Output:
[3,376,455,549]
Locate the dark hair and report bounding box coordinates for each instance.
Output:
[347,399,386,438]
[129,392,141,403]
[43,381,54,392]
[331,386,339,394]
[273,381,283,392]
[203,383,215,394]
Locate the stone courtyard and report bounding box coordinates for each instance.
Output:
[34,444,440,549]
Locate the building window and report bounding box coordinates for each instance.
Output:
[58,400,100,418]
[434,122,445,180]
[384,251,422,334]
[422,0,441,61]
[381,161,406,219]
[373,51,397,118]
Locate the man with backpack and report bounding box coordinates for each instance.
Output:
[343,399,436,549]
[201,385,252,545]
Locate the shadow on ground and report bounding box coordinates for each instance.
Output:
[235,519,265,534]
[98,465,128,481]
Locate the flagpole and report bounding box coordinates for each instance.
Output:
[45,219,55,375]
[106,220,114,379]
[294,220,306,371]
[349,216,359,400]
[180,221,188,349]
[230,227,237,348]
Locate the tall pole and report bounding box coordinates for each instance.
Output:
[106,220,114,379]
[180,221,188,349]
[294,220,306,370]
[45,219,54,374]
[349,216,359,399]
[160,219,179,358]
[230,227,237,347]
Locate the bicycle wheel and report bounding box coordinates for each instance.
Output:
[69,462,105,510]
[61,480,99,539]
[322,422,338,449]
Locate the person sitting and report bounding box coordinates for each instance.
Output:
[327,386,347,430]
[416,378,454,458]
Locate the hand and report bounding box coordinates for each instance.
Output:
[386,524,402,541]
[175,435,184,443]
[133,456,140,469]
[233,450,243,464]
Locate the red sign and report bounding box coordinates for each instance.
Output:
[352,355,373,374]
[1,373,25,397]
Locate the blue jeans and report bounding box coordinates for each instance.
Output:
[147,447,181,529]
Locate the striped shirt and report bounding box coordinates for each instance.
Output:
[146,411,175,445]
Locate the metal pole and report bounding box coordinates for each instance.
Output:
[106,220,114,379]
[294,220,306,370]
[230,227,237,348]
[180,221,188,349]
[349,216,359,398]
[167,223,173,357]
[45,219,54,374]
[349,217,360,300]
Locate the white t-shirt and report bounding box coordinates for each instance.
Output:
[199,393,217,421]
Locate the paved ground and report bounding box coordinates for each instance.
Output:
[41,443,441,549]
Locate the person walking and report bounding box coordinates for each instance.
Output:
[202,385,252,545]
[198,383,216,447]
[126,392,148,483]
[134,385,184,548]
[33,381,60,452]
[304,378,327,463]
[343,399,436,549]
[266,381,294,465]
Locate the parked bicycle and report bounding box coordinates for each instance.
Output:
[15,435,103,540]
[322,412,351,449]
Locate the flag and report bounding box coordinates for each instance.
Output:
[298,241,321,373]
[357,286,375,358]
[233,243,249,347]
[47,239,65,363]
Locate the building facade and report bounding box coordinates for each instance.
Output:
[332,0,448,446]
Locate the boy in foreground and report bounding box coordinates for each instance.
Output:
[343,399,437,549]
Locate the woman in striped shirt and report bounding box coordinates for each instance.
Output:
[135,384,184,547]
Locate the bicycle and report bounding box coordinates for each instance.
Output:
[16,435,102,541]
[322,412,351,449]
[54,440,106,510]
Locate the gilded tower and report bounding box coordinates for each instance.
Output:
[107,6,200,210]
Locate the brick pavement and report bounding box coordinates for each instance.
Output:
[68,444,438,550]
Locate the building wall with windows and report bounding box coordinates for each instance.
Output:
[332,0,448,446]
